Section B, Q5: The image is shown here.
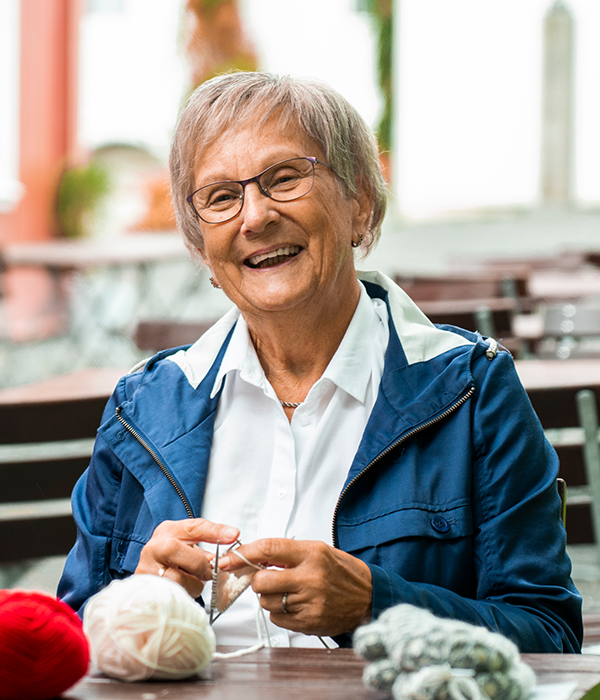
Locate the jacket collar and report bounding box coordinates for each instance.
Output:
[345,274,478,482]
[101,273,480,516]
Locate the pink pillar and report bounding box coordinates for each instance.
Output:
[0,0,80,341]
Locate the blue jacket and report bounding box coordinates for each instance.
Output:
[58,271,583,652]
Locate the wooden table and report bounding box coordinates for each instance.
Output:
[529,269,600,302]
[62,648,600,700]
[515,358,600,391]
[0,233,199,363]
[1,232,188,270]
[0,367,126,405]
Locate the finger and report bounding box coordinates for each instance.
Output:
[250,567,298,596]
[258,591,300,615]
[137,538,213,581]
[219,537,303,570]
[160,538,218,580]
[154,518,240,546]
[153,568,205,600]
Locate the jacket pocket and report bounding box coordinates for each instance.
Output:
[337,501,473,551]
[338,502,476,596]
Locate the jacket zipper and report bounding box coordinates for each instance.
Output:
[331,386,476,547]
[115,407,195,519]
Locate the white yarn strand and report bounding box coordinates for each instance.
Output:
[83,575,216,682]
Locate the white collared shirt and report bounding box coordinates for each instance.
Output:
[200,282,389,648]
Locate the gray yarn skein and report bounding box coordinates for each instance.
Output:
[354,605,536,700]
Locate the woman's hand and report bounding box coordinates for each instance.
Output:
[219,538,372,637]
[135,518,240,599]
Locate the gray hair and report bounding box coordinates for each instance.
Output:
[169,72,388,260]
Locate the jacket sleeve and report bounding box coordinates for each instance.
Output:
[57,379,131,616]
[368,349,583,653]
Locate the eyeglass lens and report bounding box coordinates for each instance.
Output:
[191,157,316,223]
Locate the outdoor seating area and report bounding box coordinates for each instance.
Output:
[3,246,600,612]
[390,249,600,639]
[4,2,600,695]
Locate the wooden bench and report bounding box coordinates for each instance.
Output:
[395,272,529,303]
[516,360,600,547]
[395,272,528,353]
[0,368,125,565]
[418,297,520,352]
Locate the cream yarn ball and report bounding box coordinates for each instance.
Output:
[83,574,216,681]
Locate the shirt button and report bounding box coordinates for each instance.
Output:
[277,489,286,499]
[431,516,450,533]
[298,413,309,426]
[271,637,281,647]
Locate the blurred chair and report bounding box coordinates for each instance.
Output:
[526,383,600,553]
[395,272,529,355]
[134,319,217,353]
[418,297,522,355]
[534,303,600,359]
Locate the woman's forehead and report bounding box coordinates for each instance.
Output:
[193,119,322,181]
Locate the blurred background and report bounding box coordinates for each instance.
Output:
[4,1,600,626]
[1,0,600,387]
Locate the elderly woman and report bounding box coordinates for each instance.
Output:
[59,72,582,653]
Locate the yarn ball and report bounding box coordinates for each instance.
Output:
[83,574,216,681]
[0,589,89,700]
[354,604,535,700]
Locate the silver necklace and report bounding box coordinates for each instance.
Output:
[279,400,303,408]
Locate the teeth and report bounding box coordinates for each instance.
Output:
[248,246,300,267]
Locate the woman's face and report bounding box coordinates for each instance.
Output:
[194,117,370,323]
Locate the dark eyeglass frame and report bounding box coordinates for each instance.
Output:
[186,156,333,224]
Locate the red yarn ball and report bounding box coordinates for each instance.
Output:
[0,590,89,700]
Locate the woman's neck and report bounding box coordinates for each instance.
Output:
[244,282,361,405]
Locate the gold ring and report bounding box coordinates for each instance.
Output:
[281,593,288,614]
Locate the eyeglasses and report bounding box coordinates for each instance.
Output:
[186,156,332,224]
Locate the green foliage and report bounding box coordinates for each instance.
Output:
[364,0,394,153]
[56,161,110,239]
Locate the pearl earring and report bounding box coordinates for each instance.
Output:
[352,233,364,248]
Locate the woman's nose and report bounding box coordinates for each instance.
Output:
[239,183,279,235]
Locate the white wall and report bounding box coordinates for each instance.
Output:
[79,0,380,157]
[0,0,23,211]
[79,0,186,159]
[239,0,380,128]
[394,0,600,218]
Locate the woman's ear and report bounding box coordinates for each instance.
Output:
[352,183,373,237]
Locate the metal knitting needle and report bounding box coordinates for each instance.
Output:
[209,540,220,625]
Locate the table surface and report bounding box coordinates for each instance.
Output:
[0,367,127,404]
[1,232,188,269]
[529,269,600,301]
[62,648,600,700]
[0,359,599,405]
[515,358,600,390]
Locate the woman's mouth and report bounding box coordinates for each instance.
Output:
[245,246,301,269]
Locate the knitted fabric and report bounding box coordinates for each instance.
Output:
[354,604,535,700]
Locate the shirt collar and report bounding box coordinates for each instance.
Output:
[210,314,265,398]
[210,281,386,404]
[319,282,385,404]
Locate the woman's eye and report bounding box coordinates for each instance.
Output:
[207,189,240,208]
[269,169,302,189]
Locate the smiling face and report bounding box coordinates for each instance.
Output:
[194,117,370,326]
